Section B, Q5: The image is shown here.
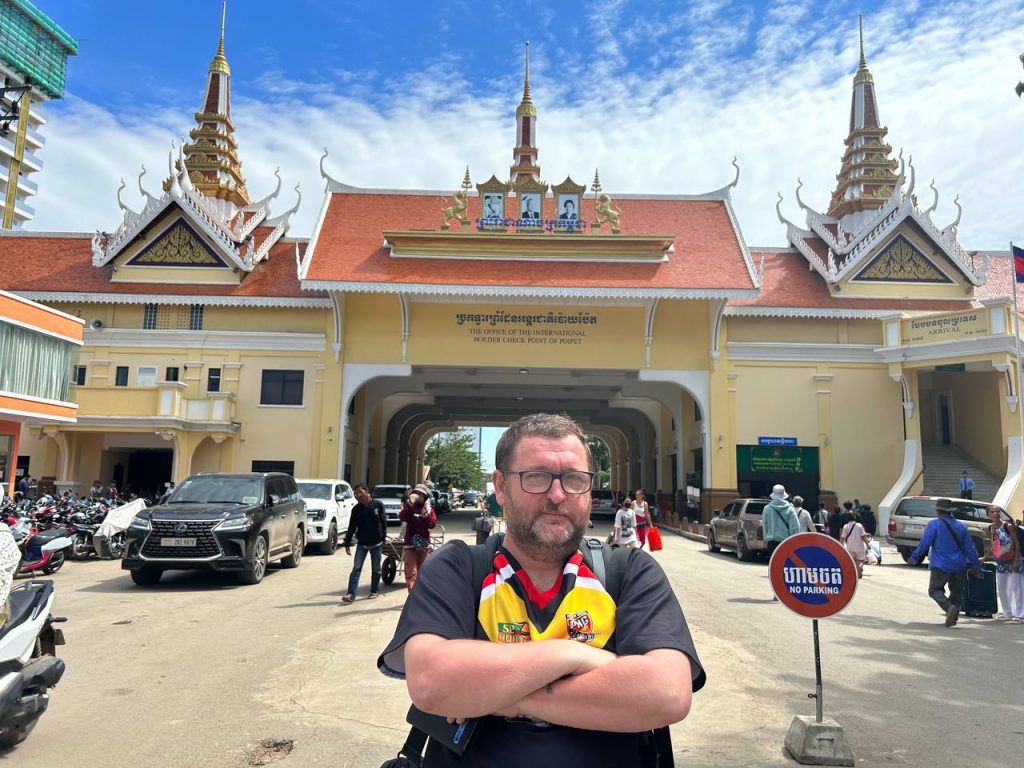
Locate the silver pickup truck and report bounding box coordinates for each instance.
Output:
[707,498,770,561]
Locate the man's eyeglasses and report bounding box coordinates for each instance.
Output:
[506,470,594,494]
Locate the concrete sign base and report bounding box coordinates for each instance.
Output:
[784,715,855,766]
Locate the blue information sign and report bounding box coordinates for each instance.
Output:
[758,436,797,446]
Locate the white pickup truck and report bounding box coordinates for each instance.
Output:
[296,479,356,554]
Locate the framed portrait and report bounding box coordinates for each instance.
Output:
[482,192,504,220]
[519,192,542,221]
[556,194,580,222]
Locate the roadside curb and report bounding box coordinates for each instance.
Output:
[659,524,707,544]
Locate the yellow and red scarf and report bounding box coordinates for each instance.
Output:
[479,549,617,647]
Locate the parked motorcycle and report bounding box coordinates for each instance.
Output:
[67,512,99,559]
[0,580,67,748]
[11,523,71,576]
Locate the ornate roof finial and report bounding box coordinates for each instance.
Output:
[210,1,230,75]
[510,41,540,182]
[516,41,536,118]
[858,14,867,70]
[523,41,532,104]
[461,166,472,193]
[591,168,602,195]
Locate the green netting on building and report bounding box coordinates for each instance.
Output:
[0,1,77,99]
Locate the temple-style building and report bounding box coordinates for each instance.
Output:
[0,9,1016,529]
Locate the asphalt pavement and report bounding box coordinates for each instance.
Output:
[10,508,1024,767]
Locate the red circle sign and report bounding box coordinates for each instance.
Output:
[769,533,858,618]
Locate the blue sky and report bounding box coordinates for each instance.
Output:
[29,0,1024,251]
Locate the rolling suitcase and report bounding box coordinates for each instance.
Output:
[961,563,997,618]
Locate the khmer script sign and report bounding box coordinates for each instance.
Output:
[901,310,989,345]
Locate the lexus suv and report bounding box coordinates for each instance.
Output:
[122,472,306,586]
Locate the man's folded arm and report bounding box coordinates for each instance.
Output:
[403,633,615,719]
[508,647,693,732]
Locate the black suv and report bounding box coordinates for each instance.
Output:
[122,473,306,586]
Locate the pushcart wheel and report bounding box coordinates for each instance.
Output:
[382,556,397,585]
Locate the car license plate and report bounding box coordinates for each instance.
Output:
[161,537,197,547]
[904,524,924,533]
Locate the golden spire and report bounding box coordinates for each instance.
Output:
[516,41,536,118]
[209,0,230,75]
[853,15,872,85]
[858,15,866,69]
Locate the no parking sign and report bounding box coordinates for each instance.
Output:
[769,533,858,618]
[769,532,860,764]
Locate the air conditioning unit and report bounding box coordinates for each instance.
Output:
[89,319,104,330]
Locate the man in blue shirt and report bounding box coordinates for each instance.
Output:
[958,471,975,500]
[909,498,984,627]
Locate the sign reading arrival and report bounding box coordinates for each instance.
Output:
[901,310,989,345]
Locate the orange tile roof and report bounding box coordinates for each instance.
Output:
[0,231,322,301]
[733,249,975,313]
[302,190,757,295]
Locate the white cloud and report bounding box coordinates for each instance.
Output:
[26,1,1024,251]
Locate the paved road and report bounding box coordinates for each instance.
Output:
[11,510,1024,767]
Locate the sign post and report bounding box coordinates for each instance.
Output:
[769,533,857,766]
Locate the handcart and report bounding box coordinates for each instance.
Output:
[380,525,445,585]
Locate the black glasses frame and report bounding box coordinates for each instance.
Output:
[505,469,595,494]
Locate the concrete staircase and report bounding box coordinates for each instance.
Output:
[921,444,1001,502]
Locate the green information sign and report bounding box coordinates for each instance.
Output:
[736,445,819,474]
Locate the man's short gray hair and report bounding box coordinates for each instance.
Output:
[494,413,593,472]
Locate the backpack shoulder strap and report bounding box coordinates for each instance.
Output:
[469,533,505,624]
[579,537,629,601]
[937,515,971,560]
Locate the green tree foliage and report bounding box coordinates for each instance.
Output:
[586,434,611,489]
[1017,52,1024,98]
[426,431,486,490]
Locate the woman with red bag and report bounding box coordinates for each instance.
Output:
[984,505,1023,622]
[632,489,653,549]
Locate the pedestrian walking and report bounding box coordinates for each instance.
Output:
[827,506,844,539]
[341,483,388,604]
[840,511,869,578]
[632,489,653,549]
[858,503,877,536]
[399,483,436,591]
[814,502,828,531]
[959,471,975,500]
[908,498,985,627]
[984,506,1023,622]
[614,495,638,548]
[793,496,815,533]
[763,485,799,559]
[764,485,799,600]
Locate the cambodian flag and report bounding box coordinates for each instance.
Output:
[1014,243,1024,283]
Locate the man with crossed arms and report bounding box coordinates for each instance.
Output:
[379,413,704,766]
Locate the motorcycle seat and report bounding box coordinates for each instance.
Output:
[0,583,47,642]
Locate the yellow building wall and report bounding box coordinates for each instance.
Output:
[652,301,711,370]
[829,368,904,506]
[727,318,842,344]
[733,365,820,444]
[344,295,403,362]
[233,353,322,474]
[727,317,882,346]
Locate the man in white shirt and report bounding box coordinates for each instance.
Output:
[793,496,815,533]
[614,502,639,548]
